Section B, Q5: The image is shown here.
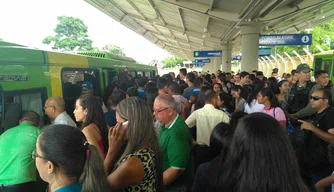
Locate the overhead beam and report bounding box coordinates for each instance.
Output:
[167,46,192,58]
[161,0,238,23]
[126,0,147,20]
[146,29,213,49]
[147,0,167,26]
[260,0,331,21]
[163,41,192,51]
[265,3,328,28]
[177,8,186,31]
[169,29,189,57]
[269,6,331,31]
[205,17,210,28]
[108,0,191,54]
[128,13,221,43]
[209,0,215,11]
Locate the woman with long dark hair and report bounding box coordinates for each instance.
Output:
[217,91,233,117]
[213,83,222,95]
[257,87,287,131]
[244,81,265,114]
[104,97,163,191]
[192,122,233,192]
[74,94,109,158]
[276,80,289,112]
[207,113,309,192]
[34,124,109,192]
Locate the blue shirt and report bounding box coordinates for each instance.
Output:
[138,89,146,100]
[105,109,117,127]
[186,88,200,100]
[55,183,82,192]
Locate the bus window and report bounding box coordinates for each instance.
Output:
[323,60,332,74]
[108,71,118,83]
[129,71,136,78]
[61,68,101,96]
[314,58,322,72]
[1,89,46,133]
[61,68,101,121]
[145,72,150,78]
[137,71,143,77]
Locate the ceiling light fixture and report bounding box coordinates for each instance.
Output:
[202,27,211,38]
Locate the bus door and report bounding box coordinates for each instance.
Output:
[0,88,47,134]
[102,68,118,86]
[0,85,4,134]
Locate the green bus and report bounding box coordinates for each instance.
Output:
[313,53,334,82]
[0,43,157,134]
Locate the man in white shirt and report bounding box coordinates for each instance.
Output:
[44,96,77,127]
[185,89,230,169]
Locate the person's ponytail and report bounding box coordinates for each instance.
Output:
[79,145,110,192]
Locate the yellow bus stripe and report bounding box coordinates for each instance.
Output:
[47,51,89,96]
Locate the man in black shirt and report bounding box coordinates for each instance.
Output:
[299,88,334,192]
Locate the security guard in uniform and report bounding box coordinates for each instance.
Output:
[287,64,316,120]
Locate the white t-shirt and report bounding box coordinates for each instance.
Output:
[244,99,264,114]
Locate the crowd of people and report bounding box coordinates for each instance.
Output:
[1,63,334,192]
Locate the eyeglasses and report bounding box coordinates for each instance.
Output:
[31,149,44,160]
[310,96,324,101]
[153,108,169,113]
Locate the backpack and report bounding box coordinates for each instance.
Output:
[273,107,294,135]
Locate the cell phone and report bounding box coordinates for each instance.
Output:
[122,121,128,126]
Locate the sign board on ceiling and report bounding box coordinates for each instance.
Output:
[196,62,206,67]
[259,34,312,46]
[258,48,271,56]
[232,56,242,60]
[232,48,269,60]
[193,50,222,57]
[194,59,211,63]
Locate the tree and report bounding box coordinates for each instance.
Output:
[42,16,93,51]
[102,44,126,56]
[162,56,187,68]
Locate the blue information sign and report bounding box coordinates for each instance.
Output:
[232,56,242,60]
[194,50,222,57]
[258,48,271,56]
[194,59,210,63]
[259,34,312,46]
[196,63,205,67]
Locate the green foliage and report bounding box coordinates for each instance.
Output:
[102,44,126,56]
[42,16,93,51]
[274,20,334,56]
[162,56,187,68]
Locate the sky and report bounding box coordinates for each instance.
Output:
[0,0,170,63]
